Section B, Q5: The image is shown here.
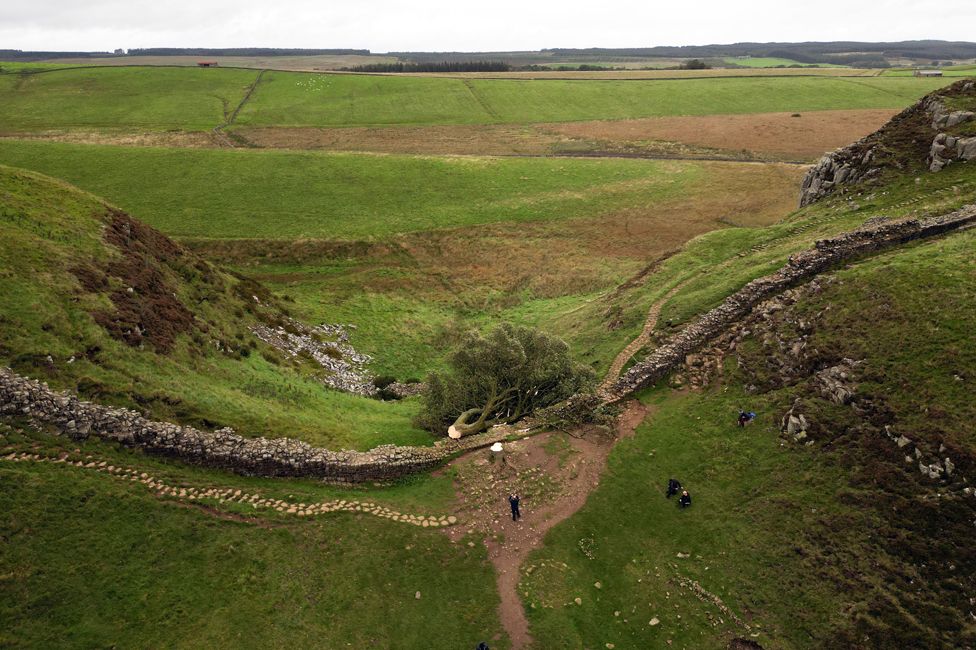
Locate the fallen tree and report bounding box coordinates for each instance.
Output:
[416,323,594,437]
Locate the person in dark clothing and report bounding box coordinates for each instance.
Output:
[678,490,692,509]
[476,643,490,650]
[509,493,521,521]
[666,478,682,498]
[738,410,750,427]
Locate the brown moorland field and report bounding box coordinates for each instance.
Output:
[233,108,896,161]
[541,108,901,160]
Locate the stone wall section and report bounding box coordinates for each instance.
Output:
[603,205,976,403]
[0,368,513,482]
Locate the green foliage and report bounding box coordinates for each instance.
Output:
[417,323,594,434]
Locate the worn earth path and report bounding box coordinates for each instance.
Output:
[443,400,650,649]
[598,278,693,398]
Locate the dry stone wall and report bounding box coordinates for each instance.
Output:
[0,367,512,482]
[603,205,976,403]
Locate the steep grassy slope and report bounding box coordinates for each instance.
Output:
[0,165,427,449]
[520,230,976,649]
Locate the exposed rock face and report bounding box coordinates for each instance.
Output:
[930,132,976,172]
[251,318,376,396]
[603,205,976,403]
[800,79,976,206]
[0,367,513,482]
[384,381,427,399]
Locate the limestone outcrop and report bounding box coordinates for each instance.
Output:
[800,79,976,206]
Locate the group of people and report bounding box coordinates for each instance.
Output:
[667,477,692,508]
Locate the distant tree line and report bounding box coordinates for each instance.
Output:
[345,61,511,73]
[543,41,976,64]
[0,49,113,61]
[127,48,370,56]
[0,48,371,61]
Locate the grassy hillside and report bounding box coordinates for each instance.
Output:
[0,66,259,131]
[238,73,949,127]
[510,88,976,646]
[0,165,428,449]
[0,140,803,378]
[0,66,951,134]
[520,223,976,648]
[0,423,503,649]
[0,140,703,240]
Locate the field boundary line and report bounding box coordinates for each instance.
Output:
[461,79,501,121]
[212,68,266,146]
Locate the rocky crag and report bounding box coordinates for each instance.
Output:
[800,79,976,206]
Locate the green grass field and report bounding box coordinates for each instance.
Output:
[238,73,948,126]
[0,139,702,240]
[0,425,504,649]
[0,66,259,131]
[0,66,952,133]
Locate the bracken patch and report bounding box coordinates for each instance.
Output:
[73,209,194,353]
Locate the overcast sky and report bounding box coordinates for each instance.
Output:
[3,0,975,53]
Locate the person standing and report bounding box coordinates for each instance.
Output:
[509,493,521,521]
[667,478,682,498]
[678,490,692,509]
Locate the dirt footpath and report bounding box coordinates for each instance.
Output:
[443,400,649,649]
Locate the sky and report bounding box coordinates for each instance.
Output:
[3,0,975,53]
